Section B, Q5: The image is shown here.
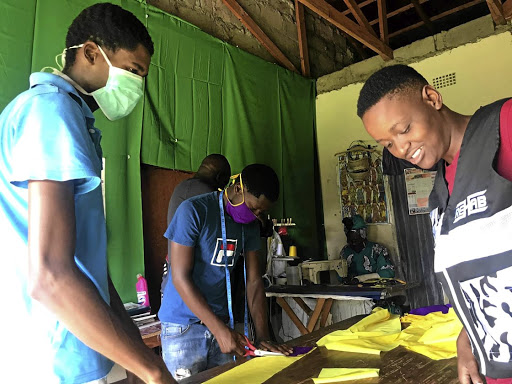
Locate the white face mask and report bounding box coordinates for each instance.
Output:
[47,44,144,121]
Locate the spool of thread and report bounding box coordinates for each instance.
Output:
[276,243,283,256]
[289,246,297,257]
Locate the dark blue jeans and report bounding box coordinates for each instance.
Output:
[161,322,233,381]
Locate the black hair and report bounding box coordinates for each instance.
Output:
[241,164,280,202]
[199,154,231,175]
[64,3,154,70]
[357,65,428,118]
[197,154,231,189]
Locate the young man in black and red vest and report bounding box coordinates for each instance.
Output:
[357,64,512,384]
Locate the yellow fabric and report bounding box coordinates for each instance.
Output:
[316,307,401,354]
[316,308,461,360]
[398,308,463,360]
[312,368,380,383]
[203,356,303,384]
[205,309,460,384]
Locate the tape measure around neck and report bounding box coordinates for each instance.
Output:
[218,192,248,338]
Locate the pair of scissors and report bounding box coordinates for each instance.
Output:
[243,336,284,357]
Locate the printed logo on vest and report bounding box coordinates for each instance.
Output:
[430,208,442,244]
[211,238,238,267]
[454,190,488,223]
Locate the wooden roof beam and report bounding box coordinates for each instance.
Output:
[377,0,388,44]
[342,0,377,37]
[221,0,299,73]
[341,0,375,16]
[411,0,435,34]
[389,0,484,38]
[297,0,393,60]
[295,0,311,77]
[487,0,507,24]
[369,0,430,26]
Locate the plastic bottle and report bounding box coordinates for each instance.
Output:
[136,274,150,307]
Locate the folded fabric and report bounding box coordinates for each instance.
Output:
[312,368,380,383]
[399,308,463,360]
[316,307,401,354]
[204,355,304,384]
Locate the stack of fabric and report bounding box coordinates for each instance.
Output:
[311,306,462,382]
[316,307,402,354]
[399,308,462,360]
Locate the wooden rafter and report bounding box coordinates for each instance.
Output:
[411,0,435,33]
[342,0,377,37]
[297,0,393,60]
[377,0,388,44]
[369,0,429,26]
[389,0,484,38]
[295,0,311,77]
[221,0,299,73]
[341,0,375,16]
[486,0,507,24]
[504,0,512,19]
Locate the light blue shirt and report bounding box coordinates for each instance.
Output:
[0,72,113,383]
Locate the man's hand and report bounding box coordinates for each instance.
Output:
[255,340,293,355]
[457,328,484,384]
[146,360,178,384]
[214,326,248,356]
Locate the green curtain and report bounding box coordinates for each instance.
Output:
[0,0,36,109]
[1,0,321,302]
[141,7,320,259]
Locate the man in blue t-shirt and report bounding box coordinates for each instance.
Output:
[0,3,174,384]
[159,164,292,380]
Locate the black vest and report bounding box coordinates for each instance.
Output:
[429,99,512,379]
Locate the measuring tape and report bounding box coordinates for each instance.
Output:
[218,192,249,347]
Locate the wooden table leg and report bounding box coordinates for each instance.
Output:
[320,298,334,327]
[293,297,313,316]
[276,297,310,335]
[307,298,326,333]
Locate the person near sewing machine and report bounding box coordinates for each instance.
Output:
[159,164,292,381]
[340,214,395,282]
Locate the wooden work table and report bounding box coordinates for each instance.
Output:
[266,282,416,300]
[180,314,459,384]
[265,283,416,336]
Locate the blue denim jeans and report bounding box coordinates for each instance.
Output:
[161,322,233,381]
